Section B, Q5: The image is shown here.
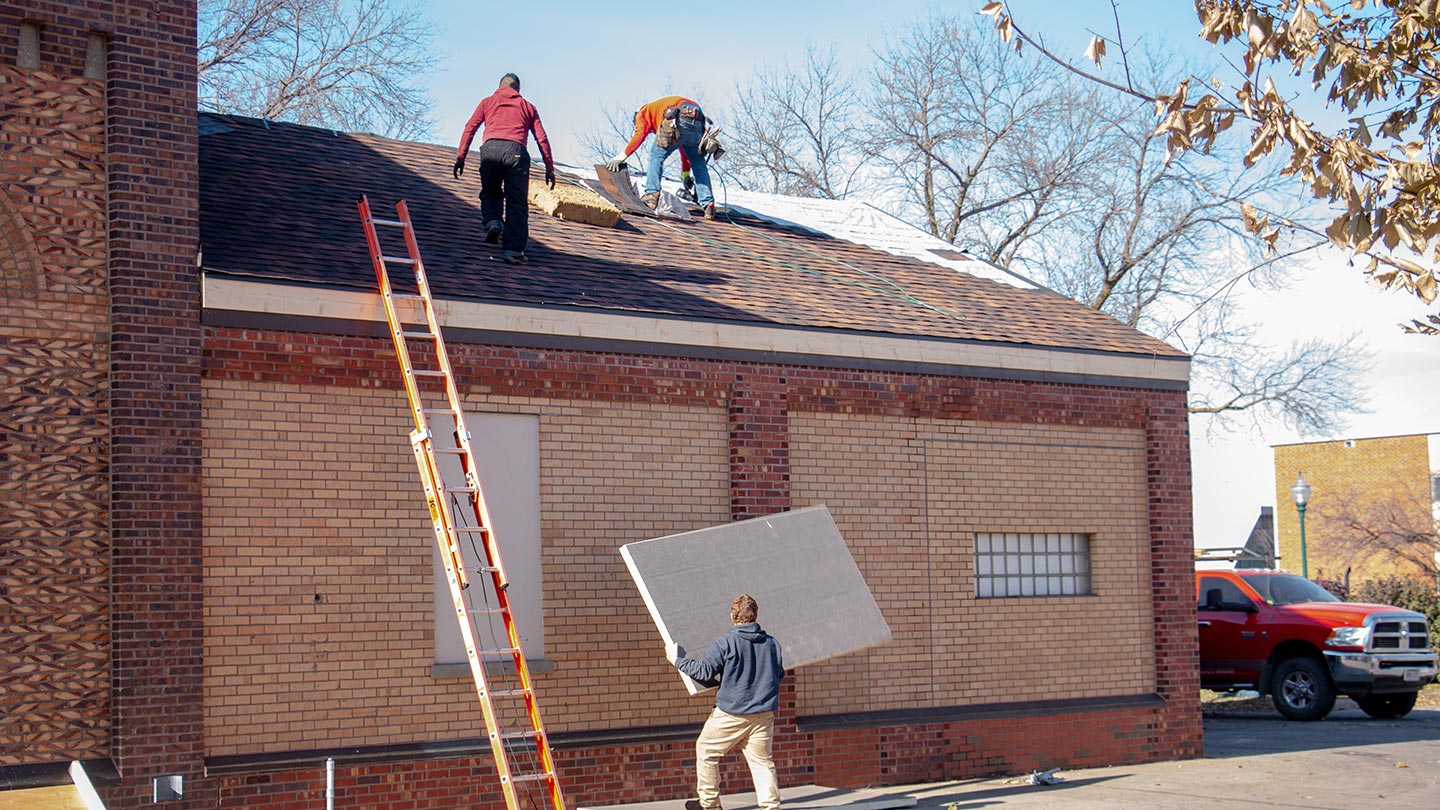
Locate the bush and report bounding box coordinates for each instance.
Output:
[1313,575,1349,600]
[1351,576,1440,649]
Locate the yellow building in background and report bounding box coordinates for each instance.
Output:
[1273,433,1439,586]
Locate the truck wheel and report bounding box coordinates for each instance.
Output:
[1271,657,1336,721]
[1356,692,1418,719]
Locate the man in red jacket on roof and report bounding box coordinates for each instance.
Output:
[605,95,717,220]
[453,73,556,265]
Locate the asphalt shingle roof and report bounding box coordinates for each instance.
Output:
[198,113,1184,359]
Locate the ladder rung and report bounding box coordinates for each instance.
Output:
[455,526,490,533]
[469,565,502,574]
[501,730,539,742]
[382,255,417,265]
[371,217,407,228]
[412,370,447,377]
[478,647,522,657]
[433,447,468,455]
[423,407,458,415]
[389,292,425,301]
[470,607,508,615]
[446,485,478,493]
[508,773,556,784]
[402,330,436,339]
[489,688,532,698]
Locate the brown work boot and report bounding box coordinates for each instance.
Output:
[702,204,716,220]
[641,192,659,209]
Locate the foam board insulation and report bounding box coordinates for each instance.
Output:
[528,179,620,227]
[620,505,891,694]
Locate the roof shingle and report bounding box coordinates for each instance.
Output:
[198,113,1184,359]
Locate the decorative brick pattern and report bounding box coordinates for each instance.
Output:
[0,341,109,763]
[0,186,41,304]
[0,58,109,767]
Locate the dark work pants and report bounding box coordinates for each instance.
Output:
[479,138,531,253]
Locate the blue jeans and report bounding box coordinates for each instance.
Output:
[645,112,713,207]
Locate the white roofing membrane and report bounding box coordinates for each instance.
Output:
[558,161,1042,291]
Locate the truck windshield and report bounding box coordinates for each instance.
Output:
[1245,574,1341,606]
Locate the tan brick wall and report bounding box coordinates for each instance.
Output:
[200,327,1201,790]
[203,378,730,755]
[1273,435,1432,582]
[791,413,1153,715]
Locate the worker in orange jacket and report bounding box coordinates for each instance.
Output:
[605,95,717,219]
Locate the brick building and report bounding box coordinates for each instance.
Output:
[1,3,1202,808]
[1273,433,1440,584]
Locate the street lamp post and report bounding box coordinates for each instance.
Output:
[1291,473,1312,579]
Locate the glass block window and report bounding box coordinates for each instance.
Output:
[975,532,1091,598]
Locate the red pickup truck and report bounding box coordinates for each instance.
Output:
[1197,569,1437,720]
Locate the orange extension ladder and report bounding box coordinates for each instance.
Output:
[356,195,565,810]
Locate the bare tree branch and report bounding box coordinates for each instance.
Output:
[198,0,438,140]
[719,11,1370,435]
[1314,486,1440,579]
[724,46,868,199]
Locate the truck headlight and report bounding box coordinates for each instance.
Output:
[1326,626,1368,648]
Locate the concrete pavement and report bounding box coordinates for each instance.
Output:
[594,706,1440,810]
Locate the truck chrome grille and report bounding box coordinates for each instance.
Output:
[1369,619,1430,652]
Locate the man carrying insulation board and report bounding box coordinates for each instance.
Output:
[666,594,784,810]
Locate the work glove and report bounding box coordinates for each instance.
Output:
[452,157,465,179]
[545,167,556,189]
[604,152,629,173]
[678,170,697,202]
[665,642,683,664]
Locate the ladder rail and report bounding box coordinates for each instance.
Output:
[356,195,565,810]
[396,200,512,593]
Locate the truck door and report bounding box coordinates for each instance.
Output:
[1197,575,1266,688]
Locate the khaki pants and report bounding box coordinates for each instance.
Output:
[695,707,779,810]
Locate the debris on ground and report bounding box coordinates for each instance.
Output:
[1027,768,1063,785]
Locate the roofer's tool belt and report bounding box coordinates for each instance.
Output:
[656,106,681,148]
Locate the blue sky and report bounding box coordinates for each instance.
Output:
[422,1,1440,551]
[425,1,1218,159]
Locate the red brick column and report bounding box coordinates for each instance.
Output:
[101,3,208,807]
[1145,397,1203,758]
[728,372,789,521]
